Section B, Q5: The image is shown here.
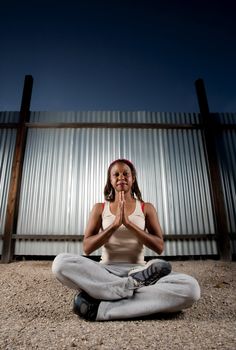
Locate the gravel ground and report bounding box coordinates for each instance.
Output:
[0,259,235,350]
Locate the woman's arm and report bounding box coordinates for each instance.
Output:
[124,202,164,254]
[83,203,121,255]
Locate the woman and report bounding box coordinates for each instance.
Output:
[52,159,200,321]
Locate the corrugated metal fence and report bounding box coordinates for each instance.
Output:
[1,110,235,259]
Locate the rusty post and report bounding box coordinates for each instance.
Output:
[1,75,33,263]
[195,78,231,260]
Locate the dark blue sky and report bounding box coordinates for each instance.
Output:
[0,0,235,112]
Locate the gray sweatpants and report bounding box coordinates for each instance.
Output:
[52,253,201,321]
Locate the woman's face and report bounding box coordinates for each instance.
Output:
[110,162,134,194]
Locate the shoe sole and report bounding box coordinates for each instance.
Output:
[128,259,171,285]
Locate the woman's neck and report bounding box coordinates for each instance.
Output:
[114,192,135,203]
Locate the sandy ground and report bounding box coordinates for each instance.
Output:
[0,259,235,350]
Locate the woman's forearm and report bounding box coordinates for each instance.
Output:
[83,224,117,255]
[125,221,164,254]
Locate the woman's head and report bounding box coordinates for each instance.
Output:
[104,159,143,202]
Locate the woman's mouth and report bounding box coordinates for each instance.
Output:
[117,181,127,187]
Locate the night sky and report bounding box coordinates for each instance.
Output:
[0,0,235,113]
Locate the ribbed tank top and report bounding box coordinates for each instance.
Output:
[100,200,145,265]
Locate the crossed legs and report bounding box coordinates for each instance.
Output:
[52,253,200,321]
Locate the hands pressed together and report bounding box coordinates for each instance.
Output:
[83,189,164,255]
[112,191,131,229]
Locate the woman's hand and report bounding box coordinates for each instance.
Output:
[112,191,124,229]
[122,195,131,227]
[112,191,131,229]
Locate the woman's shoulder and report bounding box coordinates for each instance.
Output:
[141,202,157,215]
[91,202,105,215]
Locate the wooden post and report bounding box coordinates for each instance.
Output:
[1,75,33,263]
[195,78,231,260]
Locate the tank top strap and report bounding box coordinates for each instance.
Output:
[102,201,111,218]
[129,200,145,218]
[141,201,145,213]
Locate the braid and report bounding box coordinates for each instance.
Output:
[131,181,142,202]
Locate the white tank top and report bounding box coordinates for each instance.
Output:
[100,200,145,265]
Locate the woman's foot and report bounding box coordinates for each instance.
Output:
[73,291,100,321]
[128,259,172,288]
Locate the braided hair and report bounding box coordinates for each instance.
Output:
[104,159,143,202]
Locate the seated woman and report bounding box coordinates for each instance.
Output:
[52,159,200,321]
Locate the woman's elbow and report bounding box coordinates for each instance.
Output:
[157,239,164,255]
[83,241,91,256]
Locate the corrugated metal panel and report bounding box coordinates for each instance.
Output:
[216,112,236,124]
[163,240,217,256]
[144,239,217,257]
[29,111,200,124]
[16,119,215,256]
[216,129,236,254]
[120,111,200,124]
[30,111,121,123]
[14,240,84,256]
[208,113,236,256]
[0,129,17,234]
[16,128,119,236]
[0,111,19,123]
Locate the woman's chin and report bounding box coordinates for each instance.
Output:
[116,187,128,193]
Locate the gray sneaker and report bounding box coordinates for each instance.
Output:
[128,259,172,288]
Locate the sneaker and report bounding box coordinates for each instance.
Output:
[128,259,172,288]
[73,291,100,321]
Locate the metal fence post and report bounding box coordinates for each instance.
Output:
[1,75,33,263]
[195,78,231,260]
